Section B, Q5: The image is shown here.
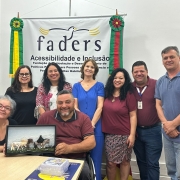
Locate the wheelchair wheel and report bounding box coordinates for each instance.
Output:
[86,154,96,180]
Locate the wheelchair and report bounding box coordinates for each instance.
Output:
[86,153,96,180]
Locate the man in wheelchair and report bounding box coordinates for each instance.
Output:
[37,90,96,180]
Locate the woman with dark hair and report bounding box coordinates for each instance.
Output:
[5,65,37,125]
[0,95,17,152]
[102,68,137,180]
[72,59,104,180]
[36,62,72,118]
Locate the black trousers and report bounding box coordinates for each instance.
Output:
[78,161,91,180]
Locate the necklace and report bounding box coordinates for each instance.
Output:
[112,97,115,102]
[112,92,120,102]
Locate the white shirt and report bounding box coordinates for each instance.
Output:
[49,86,58,110]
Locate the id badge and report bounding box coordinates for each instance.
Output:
[138,101,143,109]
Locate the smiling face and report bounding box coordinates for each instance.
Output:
[56,94,74,120]
[83,61,95,78]
[132,65,148,87]
[113,71,125,90]
[47,65,60,84]
[162,49,180,72]
[18,68,31,85]
[0,99,11,120]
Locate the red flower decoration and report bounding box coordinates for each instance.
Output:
[109,15,124,31]
[112,19,122,28]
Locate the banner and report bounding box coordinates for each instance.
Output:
[22,16,112,86]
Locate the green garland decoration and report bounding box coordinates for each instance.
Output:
[109,15,124,74]
[9,17,24,79]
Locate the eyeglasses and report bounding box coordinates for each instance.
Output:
[0,103,11,111]
[19,73,30,77]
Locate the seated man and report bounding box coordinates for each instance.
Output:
[37,90,96,180]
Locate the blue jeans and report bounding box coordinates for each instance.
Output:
[163,136,180,180]
[133,125,162,180]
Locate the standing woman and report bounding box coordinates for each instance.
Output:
[35,62,72,118]
[102,68,137,180]
[72,59,104,180]
[5,65,37,125]
[0,95,17,152]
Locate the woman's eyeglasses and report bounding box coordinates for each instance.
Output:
[19,73,30,77]
[0,103,11,111]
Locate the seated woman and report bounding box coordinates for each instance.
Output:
[0,95,17,152]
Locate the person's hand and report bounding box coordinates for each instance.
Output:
[127,134,135,148]
[3,144,6,156]
[91,121,95,129]
[163,121,176,134]
[39,108,45,116]
[168,129,180,138]
[55,143,71,155]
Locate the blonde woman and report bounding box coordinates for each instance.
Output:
[72,59,104,180]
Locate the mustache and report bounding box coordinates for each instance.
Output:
[60,108,69,110]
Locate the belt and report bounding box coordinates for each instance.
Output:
[137,122,161,129]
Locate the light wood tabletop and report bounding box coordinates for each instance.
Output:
[0,153,84,180]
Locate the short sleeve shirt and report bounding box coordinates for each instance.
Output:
[37,109,94,158]
[102,92,137,135]
[155,72,180,142]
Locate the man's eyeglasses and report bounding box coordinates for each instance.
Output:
[19,73,30,77]
[0,103,11,111]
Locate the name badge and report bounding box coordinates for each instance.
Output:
[138,101,143,109]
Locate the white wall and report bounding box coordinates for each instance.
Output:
[1,0,180,93]
[1,0,180,179]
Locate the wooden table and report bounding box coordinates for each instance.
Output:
[0,153,84,180]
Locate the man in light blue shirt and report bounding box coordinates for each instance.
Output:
[155,46,180,180]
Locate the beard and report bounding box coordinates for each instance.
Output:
[60,111,70,117]
[59,108,73,118]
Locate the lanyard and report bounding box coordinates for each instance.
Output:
[136,86,147,97]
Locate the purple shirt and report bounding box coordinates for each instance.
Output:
[102,92,136,135]
[37,109,94,159]
[132,77,160,126]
